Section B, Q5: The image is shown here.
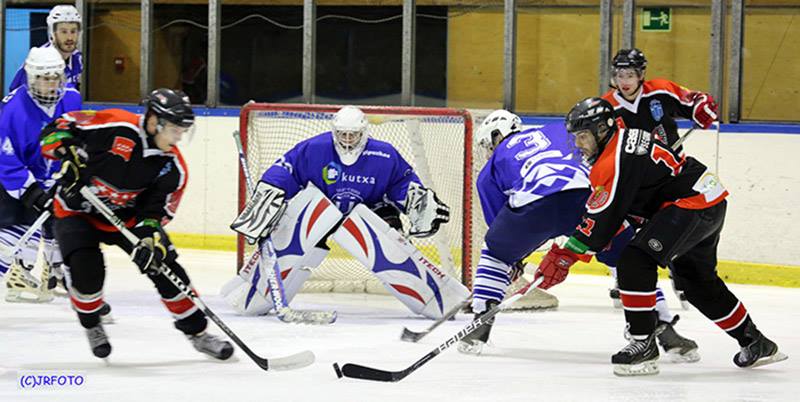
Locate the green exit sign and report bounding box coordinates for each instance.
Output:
[642,7,671,32]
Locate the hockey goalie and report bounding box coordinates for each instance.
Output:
[221,106,469,319]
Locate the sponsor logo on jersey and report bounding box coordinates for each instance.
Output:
[110,136,135,161]
[362,149,391,159]
[587,186,610,210]
[648,238,663,252]
[341,172,376,185]
[322,161,341,185]
[624,129,640,154]
[635,130,651,155]
[649,99,664,122]
[158,162,172,178]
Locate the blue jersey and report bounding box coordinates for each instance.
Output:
[261,133,422,214]
[476,123,591,225]
[0,86,82,198]
[8,44,83,92]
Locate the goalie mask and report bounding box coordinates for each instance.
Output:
[332,106,369,166]
[475,109,522,160]
[24,47,66,108]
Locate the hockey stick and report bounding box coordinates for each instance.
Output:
[78,186,314,371]
[233,130,337,325]
[672,126,696,151]
[334,276,545,382]
[0,210,50,258]
[400,299,468,343]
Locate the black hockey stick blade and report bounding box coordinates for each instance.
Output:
[338,363,409,382]
[400,300,467,343]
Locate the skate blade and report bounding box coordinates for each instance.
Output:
[5,290,53,304]
[457,341,486,356]
[613,360,659,376]
[665,348,701,363]
[747,351,788,368]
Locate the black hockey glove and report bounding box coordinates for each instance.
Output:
[131,221,167,276]
[53,145,89,197]
[21,185,53,214]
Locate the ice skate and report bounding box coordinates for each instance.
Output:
[503,276,558,312]
[734,322,787,368]
[612,332,659,376]
[5,259,49,303]
[458,301,497,355]
[86,324,112,358]
[188,332,234,360]
[656,315,700,363]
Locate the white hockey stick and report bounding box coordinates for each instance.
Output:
[233,130,337,325]
[0,211,50,258]
[79,186,314,371]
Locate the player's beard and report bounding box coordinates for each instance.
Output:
[56,37,76,53]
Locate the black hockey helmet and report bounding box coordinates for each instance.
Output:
[142,88,195,128]
[612,48,647,73]
[566,97,616,159]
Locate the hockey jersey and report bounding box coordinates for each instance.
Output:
[476,123,591,225]
[261,132,422,214]
[602,79,701,149]
[41,109,188,230]
[8,44,83,92]
[0,86,82,198]
[564,126,728,255]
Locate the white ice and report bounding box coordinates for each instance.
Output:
[1,248,797,402]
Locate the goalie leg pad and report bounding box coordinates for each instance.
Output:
[332,204,469,319]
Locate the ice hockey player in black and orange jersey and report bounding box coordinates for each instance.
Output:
[602,48,718,147]
[40,88,233,361]
[533,98,786,376]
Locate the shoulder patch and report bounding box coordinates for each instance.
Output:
[110,136,135,161]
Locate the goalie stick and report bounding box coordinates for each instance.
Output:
[334,276,545,382]
[233,130,337,325]
[79,186,314,371]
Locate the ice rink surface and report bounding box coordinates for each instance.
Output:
[1,248,797,402]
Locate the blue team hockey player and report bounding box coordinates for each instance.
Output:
[8,5,83,92]
[222,106,469,319]
[458,110,697,361]
[0,46,82,302]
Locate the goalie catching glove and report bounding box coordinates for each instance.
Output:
[405,182,450,238]
[230,181,287,244]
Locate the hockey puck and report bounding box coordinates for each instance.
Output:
[333,362,343,378]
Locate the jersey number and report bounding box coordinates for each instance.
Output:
[578,218,596,237]
[650,143,684,176]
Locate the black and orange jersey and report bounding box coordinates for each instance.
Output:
[602,79,701,149]
[42,109,188,231]
[563,126,728,255]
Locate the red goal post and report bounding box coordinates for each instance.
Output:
[237,103,480,292]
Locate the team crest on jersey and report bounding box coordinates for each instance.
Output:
[110,136,135,161]
[587,186,610,210]
[649,99,664,122]
[322,161,341,185]
[652,125,668,145]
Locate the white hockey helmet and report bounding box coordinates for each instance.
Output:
[332,106,369,166]
[47,5,82,46]
[475,109,522,158]
[24,46,67,107]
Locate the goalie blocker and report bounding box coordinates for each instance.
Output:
[223,183,468,319]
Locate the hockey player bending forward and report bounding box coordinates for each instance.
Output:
[0,46,81,302]
[223,106,468,319]
[458,110,694,360]
[535,97,786,376]
[40,89,233,360]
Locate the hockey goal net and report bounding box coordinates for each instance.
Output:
[237,103,484,293]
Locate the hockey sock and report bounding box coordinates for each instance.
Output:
[654,287,673,322]
[471,248,512,314]
[618,246,659,336]
[681,276,750,345]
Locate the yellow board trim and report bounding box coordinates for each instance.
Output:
[169,232,800,288]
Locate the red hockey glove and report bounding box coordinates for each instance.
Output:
[534,244,583,290]
[691,93,718,129]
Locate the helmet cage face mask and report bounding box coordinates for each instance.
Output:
[27,71,66,107]
[331,106,369,165]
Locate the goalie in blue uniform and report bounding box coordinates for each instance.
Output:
[222,106,469,319]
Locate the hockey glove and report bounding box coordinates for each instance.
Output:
[691,93,718,129]
[53,145,89,197]
[534,244,583,290]
[406,182,450,238]
[131,221,168,276]
[21,185,53,214]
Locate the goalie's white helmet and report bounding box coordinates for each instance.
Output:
[332,106,369,166]
[47,5,82,45]
[24,46,66,107]
[476,109,522,158]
